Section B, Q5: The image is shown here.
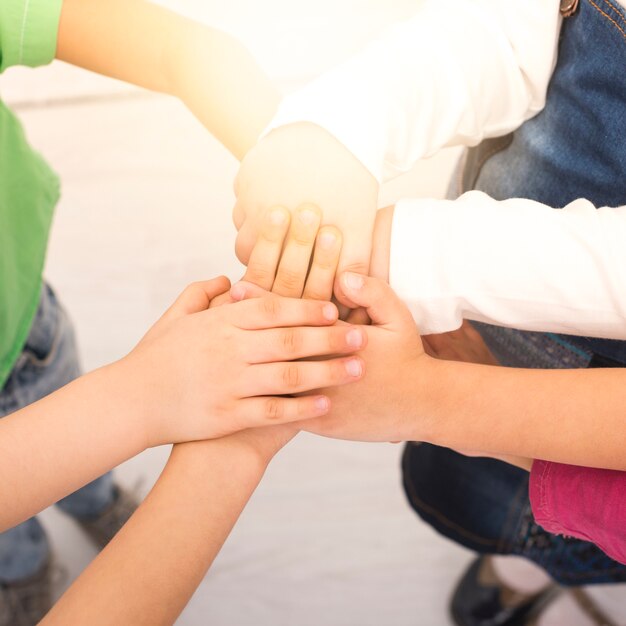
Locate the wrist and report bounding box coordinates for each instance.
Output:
[103,356,154,452]
[370,205,394,281]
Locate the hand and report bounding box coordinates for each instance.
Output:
[233,123,379,287]
[299,273,440,443]
[422,321,499,365]
[119,277,366,448]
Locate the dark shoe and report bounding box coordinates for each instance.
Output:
[450,556,560,626]
[75,484,139,549]
[0,558,54,626]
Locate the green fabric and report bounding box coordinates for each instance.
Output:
[0,0,63,387]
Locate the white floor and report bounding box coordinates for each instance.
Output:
[1,3,475,624]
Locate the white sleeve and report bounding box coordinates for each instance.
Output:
[266,0,562,182]
[390,193,626,339]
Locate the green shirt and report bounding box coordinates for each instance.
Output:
[0,0,63,387]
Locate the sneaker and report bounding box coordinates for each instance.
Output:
[74,484,140,550]
[450,556,561,626]
[0,558,54,626]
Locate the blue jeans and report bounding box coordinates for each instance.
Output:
[402,0,626,586]
[0,285,115,582]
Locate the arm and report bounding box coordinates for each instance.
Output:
[232,0,560,281]
[369,196,626,339]
[41,431,286,626]
[529,461,626,565]
[56,0,280,158]
[0,277,363,531]
[43,207,349,625]
[300,273,626,471]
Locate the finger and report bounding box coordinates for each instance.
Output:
[232,394,331,427]
[235,220,258,265]
[333,227,373,308]
[243,206,291,290]
[337,272,415,329]
[245,325,367,364]
[230,281,269,302]
[230,293,338,330]
[162,277,231,320]
[272,204,322,298]
[209,291,235,310]
[241,356,364,396]
[346,307,370,326]
[232,201,246,230]
[302,226,342,301]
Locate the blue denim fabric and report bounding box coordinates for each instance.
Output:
[461,0,626,364]
[402,0,626,585]
[403,444,626,586]
[0,284,115,582]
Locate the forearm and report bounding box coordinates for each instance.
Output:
[373,196,626,338]
[266,0,560,182]
[43,438,267,626]
[56,0,279,158]
[0,361,146,530]
[422,359,626,470]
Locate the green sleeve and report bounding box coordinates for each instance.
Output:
[0,0,64,72]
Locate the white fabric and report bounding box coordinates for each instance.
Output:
[265,0,626,337]
[391,194,626,338]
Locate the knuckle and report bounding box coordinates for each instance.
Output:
[276,268,303,292]
[303,287,328,302]
[312,256,337,272]
[280,328,301,355]
[282,363,302,389]
[245,263,274,287]
[341,261,369,275]
[265,397,283,421]
[260,296,280,317]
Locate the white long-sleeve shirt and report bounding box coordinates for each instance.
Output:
[267,0,626,339]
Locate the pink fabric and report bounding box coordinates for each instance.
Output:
[529,460,626,565]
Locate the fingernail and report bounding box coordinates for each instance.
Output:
[230,283,246,301]
[345,358,363,378]
[323,303,337,321]
[319,231,336,249]
[346,328,363,349]
[299,208,317,226]
[270,208,287,225]
[315,396,330,412]
[343,272,364,291]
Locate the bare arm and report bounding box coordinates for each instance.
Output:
[56,0,280,158]
[41,432,284,626]
[0,276,360,531]
[298,272,626,471]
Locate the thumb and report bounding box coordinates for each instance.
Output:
[333,230,372,309]
[163,277,231,320]
[337,272,413,329]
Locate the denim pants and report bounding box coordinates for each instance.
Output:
[0,284,115,582]
[402,0,626,586]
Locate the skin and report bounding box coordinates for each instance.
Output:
[0,279,368,531]
[42,212,347,625]
[234,207,626,472]
[233,123,379,293]
[56,0,281,159]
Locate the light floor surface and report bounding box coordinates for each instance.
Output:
[2,2,622,624]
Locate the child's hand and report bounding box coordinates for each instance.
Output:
[233,124,378,288]
[119,276,366,448]
[298,272,439,443]
[237,204,343,301]
[422,321,499,365]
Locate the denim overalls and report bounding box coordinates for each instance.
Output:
[402,0,626,585]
